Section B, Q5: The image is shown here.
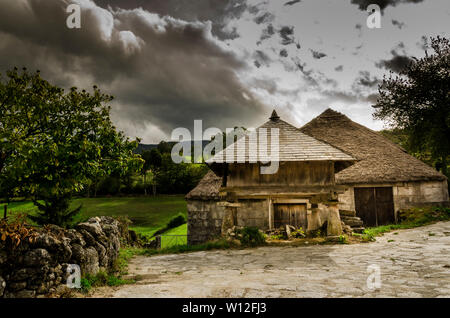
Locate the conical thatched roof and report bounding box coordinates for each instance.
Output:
[206,110,355,163]
[186,170,222,200]
[300,108,447,184]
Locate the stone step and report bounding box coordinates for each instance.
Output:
[352,227,365,234]
[341,216,364,227]
[339,210,356,217]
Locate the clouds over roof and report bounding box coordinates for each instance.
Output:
[0,0,268,142]
[0,0,447,141]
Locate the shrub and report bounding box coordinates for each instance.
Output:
[167,213,186,229]
[291,227,305,238]
[338,235,348,244]
[152,213,186,237]
[236,227,266,247]
[0,214,39,249]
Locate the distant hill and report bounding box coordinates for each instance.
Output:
[135,143,158,154]
[135,140,212,155]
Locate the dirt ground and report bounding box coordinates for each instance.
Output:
[92,221,450,298]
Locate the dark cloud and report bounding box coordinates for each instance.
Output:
[260,24,275,41]
[376,51,414,73]
[311,50,327,59]
[350,0,424,11]
[0,0,268,142]
[280,49,288,57]
[291,57,318,87]
[253,50,272,67]
[94,0,247,40]
[417,35,429,50]
[353,71,380,91]
[391,19,405,29]
[284,0,301,6]
[279,26,295,45]
[254,12,274,25]
[334,65,344,72]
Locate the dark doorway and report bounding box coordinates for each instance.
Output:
[354,187,395,227]
[274,204,307,229]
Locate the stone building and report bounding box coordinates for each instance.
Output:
[186,111,357,245]
[299,108,449,226]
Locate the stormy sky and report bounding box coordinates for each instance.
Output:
[0,0,448,143]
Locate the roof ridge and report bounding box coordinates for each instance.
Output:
[206,112,356,163]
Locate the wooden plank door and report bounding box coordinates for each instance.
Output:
[274,204,307,229]
[354,187,395,226]
[354,187,377,226]
[375,187,395,225]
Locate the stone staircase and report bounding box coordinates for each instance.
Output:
[339,210,365,233]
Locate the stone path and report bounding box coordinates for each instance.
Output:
[93,222,450,297]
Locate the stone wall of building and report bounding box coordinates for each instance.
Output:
[187,200,226,245]
[235,199,269,229]
[0,216,122,298]
[394,180,449,209]
[338,180,449,217]
[187,199,270,245]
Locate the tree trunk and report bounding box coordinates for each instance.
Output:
[3,204,7,220]
[143,173,147,196]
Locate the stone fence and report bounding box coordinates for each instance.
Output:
[0,216,125,298]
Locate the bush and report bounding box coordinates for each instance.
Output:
[236,227,266,247]
[167,213,186,229]
[291,227,305,238]
[151,213,186,237]
[338,235,348,244]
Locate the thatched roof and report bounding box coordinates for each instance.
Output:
[300,108,447,184]
[185,170,222,200]
[206,110,355,163]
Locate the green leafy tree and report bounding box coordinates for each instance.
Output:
[373,36,450,177]
[154,154,208,194]
[0,67,143,226]
[140,148,162,195]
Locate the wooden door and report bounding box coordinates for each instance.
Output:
[274,204,307,229]
[374,187,395,225]
[354,187,395,226]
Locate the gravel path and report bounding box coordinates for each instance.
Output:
[93,222,450,297]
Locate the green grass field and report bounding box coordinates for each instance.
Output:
[160,224,188,248]
[3,195,187,238]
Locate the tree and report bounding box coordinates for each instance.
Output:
[0,68,143,226]
[373,36,450,177]
[140,148,162,195]
[154,154,208,194]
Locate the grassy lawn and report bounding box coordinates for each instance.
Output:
[160,224,188,248]
[3,195,187,238]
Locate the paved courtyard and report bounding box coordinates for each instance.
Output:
[94,222,450,297]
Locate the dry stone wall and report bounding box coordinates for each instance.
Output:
[0,216,121,298]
